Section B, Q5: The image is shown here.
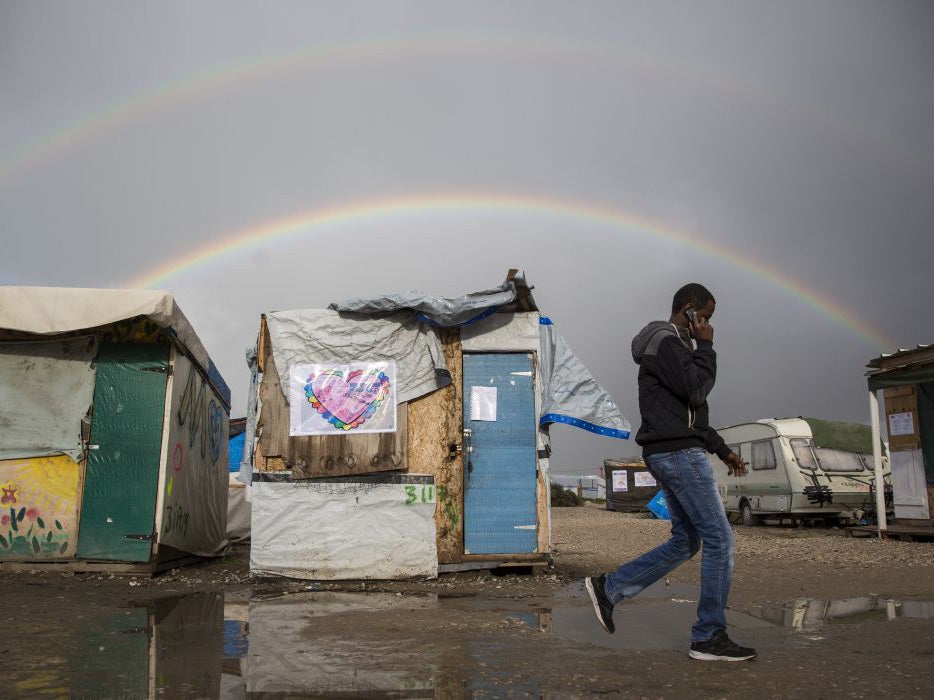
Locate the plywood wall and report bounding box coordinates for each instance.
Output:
[256,345,407,478]
[407,329,464,564]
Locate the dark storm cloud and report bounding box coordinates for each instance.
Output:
[1,1,932,473]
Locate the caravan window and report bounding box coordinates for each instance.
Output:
[751,440,777,470]
[790,438,818,470]
[815,448,864,473]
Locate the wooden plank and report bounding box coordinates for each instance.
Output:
[0,556,201,575]
[876,348,934,371]
[257,352,291,460]
[257,315,268,374]
[407,329,464,564]
[257,336,408,477]
[884,384,920,452]
[537,463,548,553]
[460,552,549,563]
[289,404,408,478]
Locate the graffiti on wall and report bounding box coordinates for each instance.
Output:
[163,503,190,538]
[0,455,78,558]
[99,318,167,345]
[161,354,227,550]
[176,364,223,465]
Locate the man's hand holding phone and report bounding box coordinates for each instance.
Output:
[685,307,714,343]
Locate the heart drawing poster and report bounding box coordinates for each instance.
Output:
[289,361,397,436]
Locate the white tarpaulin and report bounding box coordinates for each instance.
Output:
[159,352,230,557]
[250,476,438,580]
[538,318,631,439]
[266,309,448,404]
[227,478,251,543]
[0,286,229,406]
[0,336,98,461]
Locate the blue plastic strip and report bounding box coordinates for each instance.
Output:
[208,359,232,407]
[539,413,630,439]
[416,305,500,328]
[539,316,553,325]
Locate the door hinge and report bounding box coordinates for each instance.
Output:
[124,532,155,541]
[140,365,172,375]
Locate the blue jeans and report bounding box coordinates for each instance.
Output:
[603,447,734,642]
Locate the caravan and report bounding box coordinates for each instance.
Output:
[715,417,889,526]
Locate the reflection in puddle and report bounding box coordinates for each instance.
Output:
[244,591,441,696]
[742,596,934,630]
[10,584,934,696]
[12,592,226,698]
[497,582,775,653]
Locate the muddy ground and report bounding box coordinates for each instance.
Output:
[2,505,933,698]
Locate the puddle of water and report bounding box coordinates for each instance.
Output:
[10,584,933,697]
[740,596,934,631]
[493,581,776,653]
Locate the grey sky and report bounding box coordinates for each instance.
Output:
[2,1,932,474]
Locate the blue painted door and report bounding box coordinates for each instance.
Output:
[462,353,537,554]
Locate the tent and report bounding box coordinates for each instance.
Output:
[0,287,230,570]
[241,271,630,579]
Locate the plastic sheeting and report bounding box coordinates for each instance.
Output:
[538,318,630,439]
[265,309,448,404]
[330,278,518,327]
[159,351,230,558]
[237,345,260,486]
[250,475,438,579]
[0,286,229,406]
[227,478,251,543]
[460,311,540,352]
[0,335,98,461]
[329,280,630,440]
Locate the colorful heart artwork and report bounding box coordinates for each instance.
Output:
[304,368,392,431]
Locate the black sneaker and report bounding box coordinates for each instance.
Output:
[689,630,757,661]
[584,575,615,634]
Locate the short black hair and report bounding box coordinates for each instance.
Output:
[671,283,715,314]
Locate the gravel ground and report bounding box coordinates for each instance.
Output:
[553,503,934,603]
[3,502,933,603]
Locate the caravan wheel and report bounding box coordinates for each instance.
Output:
[740,499,758,527]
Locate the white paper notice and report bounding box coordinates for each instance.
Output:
[634,471,657,488]
[888,412,915,437]
[470,386,498,421]
[612,470,628,492]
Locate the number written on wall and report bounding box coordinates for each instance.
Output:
[404,485,436,505]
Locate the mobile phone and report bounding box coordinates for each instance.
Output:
[684,307,697,325]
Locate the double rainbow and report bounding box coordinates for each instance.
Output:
[125,192,891,349]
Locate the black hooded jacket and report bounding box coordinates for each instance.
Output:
[630,321,730,460]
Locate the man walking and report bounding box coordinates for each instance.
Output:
[585,283,756,661]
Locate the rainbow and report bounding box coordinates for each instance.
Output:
[126,192,892,349]
[1,34,925,188]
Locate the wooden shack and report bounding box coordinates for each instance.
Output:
[244,272,630,579]
[0,287,230,572]
[866,344,934,530]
